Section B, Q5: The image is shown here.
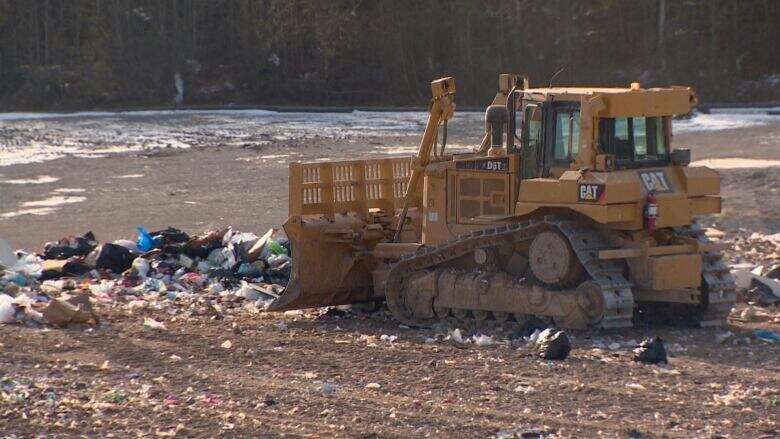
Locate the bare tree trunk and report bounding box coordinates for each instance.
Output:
[43,0,49,65]
[658,0,666,73]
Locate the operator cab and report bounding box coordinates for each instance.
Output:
[445,77,692,229]
[514,88,678,178]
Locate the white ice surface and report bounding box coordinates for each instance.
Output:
[22,195,86,207]
[690,158,780,169]
[0,207,59,219]
[1,175,59,184]
[0,108,777,166]
[673,111,779,133]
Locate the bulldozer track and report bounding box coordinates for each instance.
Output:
[674,223,737,326]
[384,215,635,330]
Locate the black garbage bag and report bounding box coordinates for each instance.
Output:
[94,243,135,273]
[151,227,190,245]
[633,337,668,364]
[536,328,571,360]
[43,231,97,260]
[63,259,92,276]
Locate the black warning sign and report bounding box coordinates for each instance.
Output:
[455,157,509,172]
[578,183,604,202]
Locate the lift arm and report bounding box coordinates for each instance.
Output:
[392,77,456,242]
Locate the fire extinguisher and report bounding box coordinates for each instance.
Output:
[645,190,658,232]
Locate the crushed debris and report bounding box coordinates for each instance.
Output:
[0,226,291,327]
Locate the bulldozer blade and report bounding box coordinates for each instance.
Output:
[267,215,379,311]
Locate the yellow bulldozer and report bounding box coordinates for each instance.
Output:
[268,74,735,330]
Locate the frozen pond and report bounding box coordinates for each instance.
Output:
[0,107,778,166]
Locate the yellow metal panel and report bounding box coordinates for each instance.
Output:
[596,171,642,204]
[690,196,721,216]
[514,202,637,224]
[517,178,578,203]
[288,156,415,218]
[681,166,720,197]
[522,86,693,116]
[289,163,304,216]
[656,196,691,227]
[650,254,702,290]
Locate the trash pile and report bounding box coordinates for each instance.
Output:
[0,226,291,327]
[707,228,780,310]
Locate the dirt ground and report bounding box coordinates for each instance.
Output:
[1,305,778,438]
[1,113,779,437]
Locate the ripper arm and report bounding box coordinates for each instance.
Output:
[392,77,456,242]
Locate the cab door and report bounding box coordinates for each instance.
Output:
[520,103,544,180]
[542,103,581,177]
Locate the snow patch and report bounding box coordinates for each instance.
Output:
[0,207,59,219]
[1,175,59,184]
[22,196,86,208]
[691,158,780,169]
[674,111,780,133]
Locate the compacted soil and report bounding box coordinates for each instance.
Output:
[1,305,778,438]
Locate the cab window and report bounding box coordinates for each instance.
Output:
[523,105,542,148]
[599,116,670,167]
[520,104,543,179]
[553,110,580,161]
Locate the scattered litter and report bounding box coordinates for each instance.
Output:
[513,384,536,394]
[535,328,571,360]
[737,305,774,322]
[625,383,647,391]
[318,382,339,395]
[652,367,680,376]
[0,294,15,323]
[633,337,668,364]
[714,331,733,344]
[473,334,493,347]
[143,317,167,331]
[666,343,686,353]
[494,427,552,439]
[221,340,233,349]
[754,329,780,343]
[524,329,543,343]
[365,382,381,389]
[201,394,223,406]
[448,328,467,346]
[380,334,397,343]
[42,295,98,327]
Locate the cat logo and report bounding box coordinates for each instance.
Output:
[638,170,673,193]
[578,183,604,202]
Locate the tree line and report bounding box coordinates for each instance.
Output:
[0,0,778,110]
